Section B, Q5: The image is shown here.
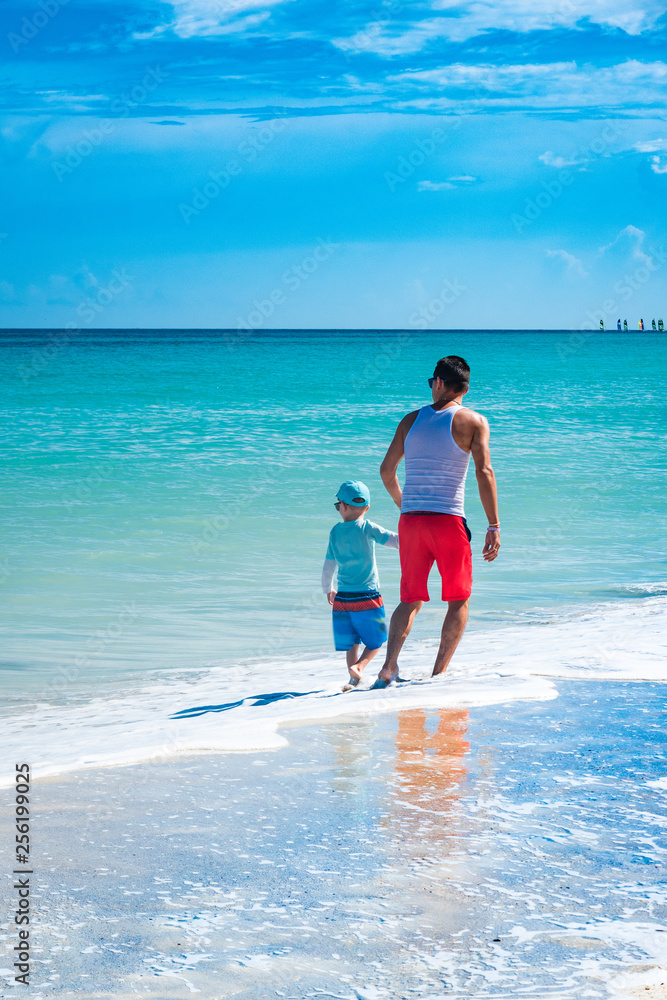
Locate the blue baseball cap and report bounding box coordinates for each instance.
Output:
[336,480,370,506]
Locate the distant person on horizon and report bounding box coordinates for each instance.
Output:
[372,356,500,688]
[322,480,399,691]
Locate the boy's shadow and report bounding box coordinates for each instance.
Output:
[170,688,325,719]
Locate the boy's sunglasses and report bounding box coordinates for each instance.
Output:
[334,500,342,510]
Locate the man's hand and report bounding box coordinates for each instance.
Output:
[482,530,500,562]
[327,591,337,606]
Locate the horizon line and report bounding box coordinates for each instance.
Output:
[0,327,657,334]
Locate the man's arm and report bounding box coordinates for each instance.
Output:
[469,413,500,562]
[380,411,419,509]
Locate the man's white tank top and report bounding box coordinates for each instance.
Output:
[401,403,470,516]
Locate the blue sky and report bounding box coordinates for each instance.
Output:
[1,0,666,327]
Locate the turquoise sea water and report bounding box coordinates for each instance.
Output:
[2,329,666,1000]
[1,329,666,701]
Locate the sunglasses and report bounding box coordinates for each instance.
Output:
[334,501,342,510]
[428,376,441,388]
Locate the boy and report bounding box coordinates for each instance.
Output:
[322,480,399,691]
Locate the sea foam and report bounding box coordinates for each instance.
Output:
[4,595,666,784]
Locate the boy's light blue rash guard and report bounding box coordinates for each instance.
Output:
[323,519,399,593]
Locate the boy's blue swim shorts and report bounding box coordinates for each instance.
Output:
[332,591,387,651]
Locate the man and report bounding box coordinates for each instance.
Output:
[372,355,500,687]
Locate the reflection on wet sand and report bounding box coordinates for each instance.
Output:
[386,708,470,852]
[327,717,379,799]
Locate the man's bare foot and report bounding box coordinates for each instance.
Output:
[372,665,398,689]
[341,677,360,692]
[371,675,394,690]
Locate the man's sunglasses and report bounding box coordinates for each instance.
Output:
[428,376,441,388]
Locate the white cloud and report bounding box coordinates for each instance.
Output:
[431,0,665,39]
[634,139,664,152]
[172,9,271,38]
[333,18,454,57]
[135,0,282,40]
[545,249,588,276]
[650,155,667,174]
[539,150,582,168]
[41,92,108,103]
[392,60,575,87]
[73,265,101,291]
[418,176,477,190]
[389,60,667,112]
[598,225,651,266]
[333,0,665,55]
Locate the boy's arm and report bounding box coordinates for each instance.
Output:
[367,521,399,549]
[322,558,337,596]
[322,532,337,604]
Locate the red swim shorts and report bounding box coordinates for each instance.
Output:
[398,513,472,603]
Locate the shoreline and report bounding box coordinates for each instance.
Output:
[2,593,666,787]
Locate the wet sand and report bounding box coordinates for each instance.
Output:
[0,680,665,999]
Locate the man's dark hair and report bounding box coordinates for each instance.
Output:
[433,355,470,392]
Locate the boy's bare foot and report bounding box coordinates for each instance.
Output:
[348,662,364,682]
[341,677,360,692]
